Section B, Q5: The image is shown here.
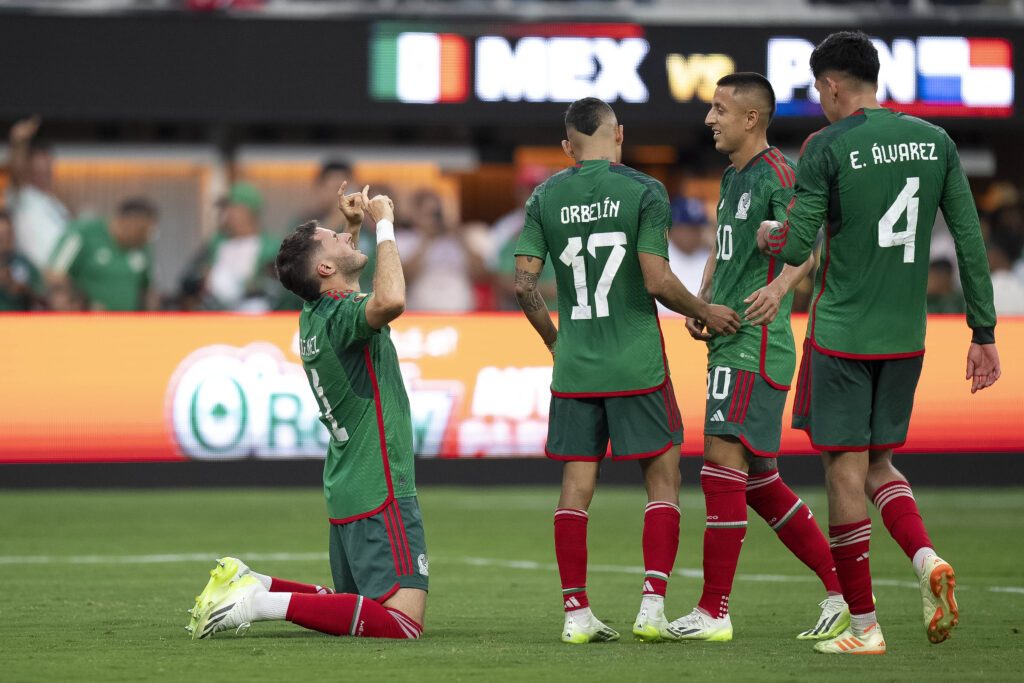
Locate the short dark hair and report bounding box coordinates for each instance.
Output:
[318,160,352,181]
[564,97,616,136]
[276,221,323,302]
[810,31,880,85]
[117,196,159,220]
[716,72,777,124]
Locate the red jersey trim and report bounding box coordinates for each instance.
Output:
[611,440,674,461]
[768,149,796,186]
[809,224,831,346]
[375,583,401,604]
[545,448,603,462]
[738,433,780,458]
[758,256,793,390]
[327,346,396,526]
[800,127,828,157]
[810,339,926,360]
[762,152,793,188]
[869,441,906,451]
[551,299,670,398]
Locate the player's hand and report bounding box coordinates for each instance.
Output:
[336,180,364,227]
[703,303,741,336]
[361,185,395,223]
[685,316,712,341]
[743,283,783,326]
[966,343,1001,393]
[757,220,778,256]
[9,115,40,144]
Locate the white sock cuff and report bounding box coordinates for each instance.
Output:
[254,591,291,621]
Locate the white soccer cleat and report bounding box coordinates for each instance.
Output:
[561,610,620,644]
[665,608,733,642]
[812,622,886,654]
[797,594,851,640]
[633,601,678,642]
[920,554,958,643]
[192,574,266,640]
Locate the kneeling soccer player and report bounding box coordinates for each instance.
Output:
[186,184,427,640]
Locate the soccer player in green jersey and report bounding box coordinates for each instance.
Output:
[187,183,428,641]
[757,31,1002,654]
[667,73,848,644]
[515,97,741,643]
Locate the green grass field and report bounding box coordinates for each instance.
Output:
[2,485,1022,682]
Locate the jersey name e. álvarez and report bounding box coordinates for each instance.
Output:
[773,107,995,357]
[516,160,672,396]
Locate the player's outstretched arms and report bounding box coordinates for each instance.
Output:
[514,254,557,357]
[966,343,1001,394]
[363,186,405,329]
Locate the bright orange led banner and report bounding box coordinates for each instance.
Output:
[0,313,1020,463]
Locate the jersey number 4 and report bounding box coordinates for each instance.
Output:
[878,177,919,263]
[559,232,628,319]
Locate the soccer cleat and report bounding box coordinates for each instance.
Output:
[920,554,959,643]
[665,608,733,642]
[633,602,678,642]
[187,557,252,636]
[797,595,851,640]
[812,622,886,654]
[561,611,620,644]
[191,574,265,640]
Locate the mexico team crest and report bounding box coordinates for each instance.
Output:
[736,192,751,219]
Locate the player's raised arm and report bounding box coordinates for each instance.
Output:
[514,254,557,356]
[362,186,405,329]
[638,251,740,336]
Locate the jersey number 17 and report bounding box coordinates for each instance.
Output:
[559,231,628,319]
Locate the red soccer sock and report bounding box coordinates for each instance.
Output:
[286,593,422,639]
[269,577,335,595]
[698,463,748,619]
[829,520,875,615]
[642,501,681,597]
[872,480,933,560]
[747,469,841,594]
[554,508,589,611]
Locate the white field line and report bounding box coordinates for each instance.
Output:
[0,551,1021,595]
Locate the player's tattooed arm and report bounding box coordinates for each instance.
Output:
[514,267,544,312]
[514,255,558,355]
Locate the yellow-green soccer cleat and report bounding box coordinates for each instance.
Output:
[185,557,252,639]
[920,554,959,644]
[633,602,678,642]
[797,595,851,640]
[665,608,733,642]
[190,574,265,640]
[562,610,620,644]
[812,622,886,655]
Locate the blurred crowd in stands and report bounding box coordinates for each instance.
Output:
[3,116,1023,315]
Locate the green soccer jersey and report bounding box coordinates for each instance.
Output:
[298,290,416,523]
[516,160,672,396]
[709,148,798,388]
[48,218,151,311]
[773,108,996,356]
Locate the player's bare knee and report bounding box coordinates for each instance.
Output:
[748,456,778,474]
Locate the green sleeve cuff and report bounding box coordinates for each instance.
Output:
[971,326,995,345]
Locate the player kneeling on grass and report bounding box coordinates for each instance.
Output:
[186,184,428,641]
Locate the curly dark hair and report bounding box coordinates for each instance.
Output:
[810,31,880,85]
[275,221,323,302]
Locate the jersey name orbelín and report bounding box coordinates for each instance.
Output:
[849,141,940,170]
[559,196,621,224]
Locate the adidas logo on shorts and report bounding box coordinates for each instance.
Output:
[710,410,725,422]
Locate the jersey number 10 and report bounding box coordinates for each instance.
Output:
[559,232,628,320]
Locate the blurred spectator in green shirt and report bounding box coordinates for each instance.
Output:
[47,197,159,311]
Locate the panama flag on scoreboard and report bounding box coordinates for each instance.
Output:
[913,37,1014,114]
[371,31,469,103]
